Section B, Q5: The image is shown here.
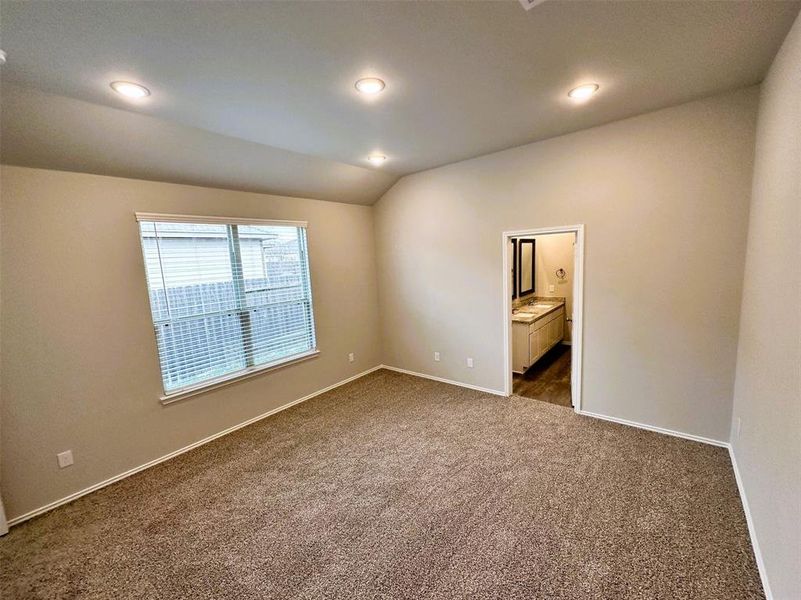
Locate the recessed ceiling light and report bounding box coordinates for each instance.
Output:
[568,83,599,101]
[110,81,150,99]
[367,154,387,166]
[355,78,385,95]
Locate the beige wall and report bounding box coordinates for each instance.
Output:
[375,87,759,442]
[730,13,801,600]
[0,84,775,527]
[517,232,575,342]
[0,166,383,520]
[535,233,575,343]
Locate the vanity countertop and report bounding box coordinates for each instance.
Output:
[511,300,565,324]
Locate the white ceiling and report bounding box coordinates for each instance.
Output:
[1,1,799,203]
[0,83,399,205]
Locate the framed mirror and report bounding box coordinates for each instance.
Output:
[518,239,536,296]
[511,239,518,299]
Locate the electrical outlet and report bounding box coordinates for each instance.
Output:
[348,352,355,363]
[57,450,74,469]
[466,357,474,368]
[434,352,441,362]
[549,284,555,293]
[736,417,742,438]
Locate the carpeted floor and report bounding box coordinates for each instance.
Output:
[0,369,763,599]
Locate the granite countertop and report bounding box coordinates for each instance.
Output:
[511,300,565,324]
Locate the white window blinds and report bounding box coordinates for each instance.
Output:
[137,215,317,396]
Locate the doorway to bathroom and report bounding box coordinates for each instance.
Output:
[501,225,584,411]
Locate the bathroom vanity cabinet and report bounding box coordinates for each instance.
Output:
[512,305,565,374]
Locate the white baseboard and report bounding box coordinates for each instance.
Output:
[577,409,729,447]
[8,363,770,600]
[728,445,773,599]
[0,498,8,536]
[578,410,770,596]
[7,365,383,528]
[381,365,506,397]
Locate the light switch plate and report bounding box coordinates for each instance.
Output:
[434,352,441,362]
[519,0,548,11]
[57,450,74,469]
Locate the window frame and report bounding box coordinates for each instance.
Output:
[135,212,319,404]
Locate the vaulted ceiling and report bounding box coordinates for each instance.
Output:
[1,1,799,204]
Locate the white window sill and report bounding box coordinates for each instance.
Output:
[160,349,320,405]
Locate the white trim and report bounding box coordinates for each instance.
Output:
[381,365,506,397]
[135,212,307,228]
[504,224,585,237]
[579,409,770,596]
[577,409,729,447]
[728,445,773,599]
[502,224,585,412]
[383,361,771,598]
[7,364,769,600]
[7,365,383,528]
[160,349,320,404]
[0,497,7,536]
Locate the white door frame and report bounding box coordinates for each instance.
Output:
[502,224,585,412]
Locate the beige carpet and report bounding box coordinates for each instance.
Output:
[0,369,763,599]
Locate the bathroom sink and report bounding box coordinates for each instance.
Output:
[521,302,558,311]
[516,308,545,316]
[514,302,561,317]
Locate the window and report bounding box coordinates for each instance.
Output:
[137,214,317,399]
